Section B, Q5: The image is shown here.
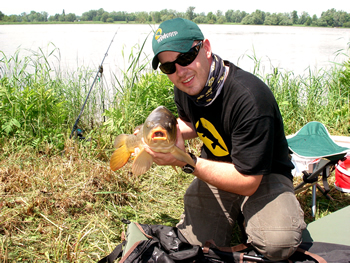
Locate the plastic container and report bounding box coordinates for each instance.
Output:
[335,156,350,193]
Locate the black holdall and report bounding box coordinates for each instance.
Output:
[97,221,249,263]
[98,221,350,263]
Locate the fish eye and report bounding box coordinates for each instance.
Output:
[146,121,153,128]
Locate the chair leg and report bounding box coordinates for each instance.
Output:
[312,185,317,217]
[316,183,334,201]
[311,165,334,217]
[294,159,337,217]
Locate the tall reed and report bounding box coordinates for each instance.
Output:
[103,36,175,137]
[251,52,350,135]
[1,39,349,154]
[0,44,108,152]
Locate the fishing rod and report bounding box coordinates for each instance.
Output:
[69,30,118,139]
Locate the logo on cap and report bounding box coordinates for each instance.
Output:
[154,28,178,43]
[155,28,162,40]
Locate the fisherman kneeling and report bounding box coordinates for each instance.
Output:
[142,18,306,261]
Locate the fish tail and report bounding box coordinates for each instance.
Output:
[110,134,132,171]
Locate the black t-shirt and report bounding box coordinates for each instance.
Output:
[174,61,294,180]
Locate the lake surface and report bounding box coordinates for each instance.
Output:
[1,24,350,84]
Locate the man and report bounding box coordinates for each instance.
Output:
[145,18,306,261]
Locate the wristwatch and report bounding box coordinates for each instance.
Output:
[182,153,197,174]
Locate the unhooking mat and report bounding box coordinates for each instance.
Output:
[302,205,350,246]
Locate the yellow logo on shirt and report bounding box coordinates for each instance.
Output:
[195,118,229,157]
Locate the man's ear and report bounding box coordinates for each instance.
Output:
[202,39,212,59]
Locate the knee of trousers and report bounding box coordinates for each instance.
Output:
[252,230,302,261]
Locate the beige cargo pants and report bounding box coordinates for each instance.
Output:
[176,174,306,261]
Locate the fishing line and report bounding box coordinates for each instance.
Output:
[69,29,119,139]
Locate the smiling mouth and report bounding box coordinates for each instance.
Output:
[183,76,194,84]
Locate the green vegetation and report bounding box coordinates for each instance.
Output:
[1,40,350,262]
[1,7,350,27]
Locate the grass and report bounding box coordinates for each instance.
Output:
[0,142,193,262]
[1,141,349,262]
[1,42,350,262]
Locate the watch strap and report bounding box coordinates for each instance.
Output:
[182,153,197,173]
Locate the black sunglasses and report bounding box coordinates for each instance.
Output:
[159,41,203,74]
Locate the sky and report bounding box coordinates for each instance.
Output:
[1,0,349,18]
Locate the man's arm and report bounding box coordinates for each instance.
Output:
[190,157,262,196]
[177,118,197,140]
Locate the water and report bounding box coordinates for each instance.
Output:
[0,24,153,85]
[1,24,349,83]
[203,25,350,74]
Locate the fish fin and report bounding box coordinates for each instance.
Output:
[172,166,178,174]
[171,147,196,167]
[110,144,131,171]
[114,134,129,148]
[110,134,133,171]
[132,149,153,176]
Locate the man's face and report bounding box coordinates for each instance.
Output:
[157,39,212,96]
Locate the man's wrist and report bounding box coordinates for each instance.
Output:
[181,153,197,174]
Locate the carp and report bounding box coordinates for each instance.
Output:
[110,106,195,175]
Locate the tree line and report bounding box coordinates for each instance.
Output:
[1,7,350,27]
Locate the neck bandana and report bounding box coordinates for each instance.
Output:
[187,54,226,107]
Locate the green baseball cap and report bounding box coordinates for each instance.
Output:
[152,18,204,70]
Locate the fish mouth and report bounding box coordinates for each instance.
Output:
[151,127,168,141]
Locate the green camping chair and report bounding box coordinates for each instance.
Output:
[287,121,349,217]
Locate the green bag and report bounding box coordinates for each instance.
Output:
[121,222,151,259]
